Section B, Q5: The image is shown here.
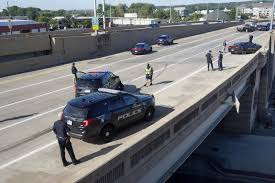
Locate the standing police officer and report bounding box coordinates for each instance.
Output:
[53,114,80,167]
[144,63,153,86]
[249,34,254,43]
[71,63,78,81]
[218,51,223,71]
[206,50,214,71]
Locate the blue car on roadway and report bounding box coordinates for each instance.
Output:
[157,35,174,45]
[63,88,155,142]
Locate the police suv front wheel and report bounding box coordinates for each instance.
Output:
[100,125,115,143]
[144,107,155,121]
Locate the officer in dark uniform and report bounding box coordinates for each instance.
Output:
[71,63,78,81]
[206,50,214,71]
[53,114,80,167]
[249,34,253,43]
[218,51,223,71]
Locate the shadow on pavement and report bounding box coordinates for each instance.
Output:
[222,66,238,71]
[0,113,38,123]
[152,80,173,86]
[78,144,122,163]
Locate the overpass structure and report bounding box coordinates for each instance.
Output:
[0,25,274,183]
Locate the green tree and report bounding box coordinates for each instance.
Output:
[114,4,127,17]
[227,7,236,20]
[154,9,168,19]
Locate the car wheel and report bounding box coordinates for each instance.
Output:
[100,125,115,143]
[144,107,155,121]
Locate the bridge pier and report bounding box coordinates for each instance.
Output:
[219,48,274,134]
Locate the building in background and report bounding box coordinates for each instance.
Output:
[237,2,274,19]
[0,19,47,35]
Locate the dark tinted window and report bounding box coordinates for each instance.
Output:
[123,95,138,105]
[76,79,102,88]
[109,97,125,110]
[102,74,111,85]
[64,104,88,118]
[159,36,168,39]
[135,44,145,48]
[88,101,108,117]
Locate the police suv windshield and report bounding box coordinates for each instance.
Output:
[159,36,168,39]
[76,78,102,88]
[64,104,88,118]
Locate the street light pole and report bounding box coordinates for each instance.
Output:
[109,0,112,27]
[7,1,12,35]
[206,3,209,21]
[270,0,275,32]
[93,0,97,17]
[102,0,106,30]
[169,0,172,23]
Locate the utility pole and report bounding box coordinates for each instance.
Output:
[169,0,172,23]
[270,0,275,32]
[93,0,97,17]
[102,0,106,30]
[206,3,209,21]
[6,1,12,35]
[235,7,238,21]
[109,0,112,27]
[217,3,220,20]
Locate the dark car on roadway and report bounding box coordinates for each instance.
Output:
[228,42,262,54]
[75,71,124,97]
[256,24,269,31]
[130,42,152,55]
[157,35,174,45]
[237,24,256,32]
[147,23,160,28]
[63,88,155,142]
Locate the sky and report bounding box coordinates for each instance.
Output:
[0,0,252,10]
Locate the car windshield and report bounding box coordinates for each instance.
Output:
[234,42,245,46]
[76,78,102,88]
[64,104,88,118]
[159,36,168,39]
[135,44,145,48]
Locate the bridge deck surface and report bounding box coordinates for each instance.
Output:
[0,27,268,182]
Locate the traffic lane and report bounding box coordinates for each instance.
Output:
[0,35,265,183]
[0,30,256,147]
[0,31,262,157]
[0,27,236,93]
[0,29,240,106]
[0,30,246,128]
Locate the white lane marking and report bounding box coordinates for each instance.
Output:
[127,31,255,84]
[0,140,57,170]
[0,32,266,170]
[0,32,263,131]
[0,28,235,95]
[0,106,64,131]
[153,33,267,95]
[115,32,240,74]
[0,86,72,110]
[0,30,238,109]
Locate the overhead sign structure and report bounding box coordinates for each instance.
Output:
[92,17,99,31]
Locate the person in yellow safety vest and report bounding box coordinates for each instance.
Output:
[144,63,153,87]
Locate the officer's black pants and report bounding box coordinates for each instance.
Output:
[218,60,223,70]
[207,61,214,71]
[58,139,77,164]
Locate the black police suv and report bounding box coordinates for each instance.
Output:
[75,71,124,97]
[228,42,262,54]
[130,42,152,55]
[237,24,256,32]
[63,88,155,142]
[157,35,174,45]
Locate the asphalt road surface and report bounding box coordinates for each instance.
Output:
[0,26,268,183]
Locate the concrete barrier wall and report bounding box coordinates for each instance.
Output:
[0,22,240,77]
[76,46,264,183]
[0,35,51,56]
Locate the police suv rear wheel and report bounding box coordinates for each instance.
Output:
[144,107,155,121]
[100,125,115,143]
